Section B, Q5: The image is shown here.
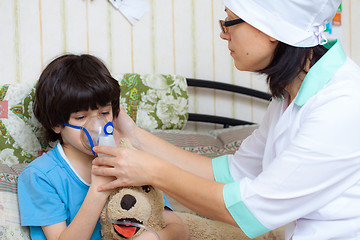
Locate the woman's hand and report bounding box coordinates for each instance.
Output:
[92,145,162,191]
[113,108,141,148]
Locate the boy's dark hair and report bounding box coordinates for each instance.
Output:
[259,42,328,98]
[33,54,121,144]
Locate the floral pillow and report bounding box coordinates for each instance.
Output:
[0,84,48,165]
[119,73,188,130]
[0,74,189,165]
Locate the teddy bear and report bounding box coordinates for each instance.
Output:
[100,184,284,240]
[100,184,166,239]
[100,139,284,240]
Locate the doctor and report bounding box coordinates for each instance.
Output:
[93,0,360,239]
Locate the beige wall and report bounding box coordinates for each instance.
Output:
[1,0,358,131]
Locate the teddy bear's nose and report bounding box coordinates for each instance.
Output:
[121,194,137,210]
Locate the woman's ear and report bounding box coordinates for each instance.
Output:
[269,36,278,43]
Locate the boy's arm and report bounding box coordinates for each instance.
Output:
[158,209,190,240]
[42,184,109,240]
[42,166,113,240]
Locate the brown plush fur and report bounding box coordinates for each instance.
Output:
[100,185,166,239]
[100,139,284,240]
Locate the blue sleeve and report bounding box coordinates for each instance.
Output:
[29,226,47,240]
[163,194,172,211]
[18,166,67,227]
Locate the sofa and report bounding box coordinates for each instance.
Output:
[0,74,283,239]
[0,124,261,239]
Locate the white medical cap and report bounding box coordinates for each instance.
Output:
[222,0,342,47]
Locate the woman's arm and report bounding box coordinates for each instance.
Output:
[135,127,214,180]
[92,147,236,226]
[99,108,237,225]
[113,108,214,180]
[154,161,236,226]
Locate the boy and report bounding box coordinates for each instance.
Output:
[18,54,188,239]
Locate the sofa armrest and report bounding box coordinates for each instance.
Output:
[150,124,258,158]
[0,163,30,239]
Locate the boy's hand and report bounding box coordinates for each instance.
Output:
[90,165,115,197]
[132,210,189,240]
[132,230,160,240]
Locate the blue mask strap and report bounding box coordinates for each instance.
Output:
[63,123,97,157]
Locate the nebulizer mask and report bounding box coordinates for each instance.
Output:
[64,115,160,239]
[63,115,116,157]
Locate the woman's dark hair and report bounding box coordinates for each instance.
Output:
[259,42,328,98]
[33,54,121,144]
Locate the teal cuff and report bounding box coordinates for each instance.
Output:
[223,181,270,238]
[212,155,234,183]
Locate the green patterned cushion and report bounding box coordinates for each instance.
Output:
[119,73,188,130]
[0,84,48,165]
[0,74,189,165]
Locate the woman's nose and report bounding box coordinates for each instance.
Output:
[220,32,230,41]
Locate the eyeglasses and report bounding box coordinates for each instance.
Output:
[219,18,245,34]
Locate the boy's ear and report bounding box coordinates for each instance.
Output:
[53,125,62,134]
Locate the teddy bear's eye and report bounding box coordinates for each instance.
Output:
[141,185,151,193]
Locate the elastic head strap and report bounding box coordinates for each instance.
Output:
[63,123,97,156]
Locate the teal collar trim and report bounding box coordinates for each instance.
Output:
[294,40,347,107]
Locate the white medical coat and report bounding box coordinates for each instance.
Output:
[213,40,360,240]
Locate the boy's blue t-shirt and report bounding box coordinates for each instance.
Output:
[18,144,171,240]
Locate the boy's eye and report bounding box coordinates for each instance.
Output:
[100,111,110,116]
[75,116,86,120]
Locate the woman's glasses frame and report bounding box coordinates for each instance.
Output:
[219,18,245,34]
